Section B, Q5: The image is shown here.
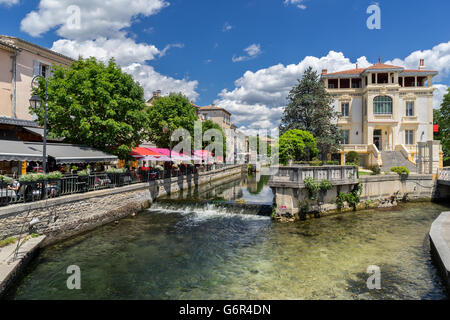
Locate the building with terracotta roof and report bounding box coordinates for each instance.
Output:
[321,58,438,167]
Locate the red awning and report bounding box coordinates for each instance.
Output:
[433,125,439,133]
[130,147,163,158]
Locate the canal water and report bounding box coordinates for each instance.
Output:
[6,172,449,300]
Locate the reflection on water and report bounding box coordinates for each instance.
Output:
[161,171,274,205]
[5,173,450,300]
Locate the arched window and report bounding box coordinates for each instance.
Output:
[374,96,393,115]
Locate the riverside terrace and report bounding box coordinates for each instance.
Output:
[0,163,230,208]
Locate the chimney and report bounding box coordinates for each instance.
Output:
[153,91,157,98]
[321,69,327,75]
[156,90,161,97]
[419,59,425,70]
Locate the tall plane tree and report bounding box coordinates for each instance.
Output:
[279,67,340,159]
[30,57,149,160]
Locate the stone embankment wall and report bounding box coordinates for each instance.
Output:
[0,165,245,246]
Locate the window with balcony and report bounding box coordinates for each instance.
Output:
[405,130,414,145]
[374,96,393,115]
[340,130,350,145]
[341,103,349,117]
[406,101,414,116]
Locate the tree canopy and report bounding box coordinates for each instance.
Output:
[278,129,318,165]
[30,57,149,160]
[146,93,198,149]
[201,120,226,155]
[279,67,339,159]
[434,88,450,160]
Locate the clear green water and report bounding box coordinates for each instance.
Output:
[6,174,449,300]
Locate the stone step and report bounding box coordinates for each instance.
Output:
[381,151,417,173]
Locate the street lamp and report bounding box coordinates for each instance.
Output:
[29,75,48,200]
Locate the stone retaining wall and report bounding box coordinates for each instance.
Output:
[0,165,245,246]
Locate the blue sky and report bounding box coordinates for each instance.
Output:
[1,0,449,134]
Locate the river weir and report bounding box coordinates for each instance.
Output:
[4,172,450,300]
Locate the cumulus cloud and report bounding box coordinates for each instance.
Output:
[51,37,161,66]
[0,0,19,6]
[386,41,450,80]
[284,0,307,10]
[232,44,262,63]
[123,63,199,102]
[21,0,169,40]
[23,0,199,102]
[434,84,449,109]
[216,46,449,135]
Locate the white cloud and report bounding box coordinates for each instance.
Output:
[216,46,450,135]
[51,37,160,66]
[123,63,199,102]
[434,84,449,109]
[386,41,450,81]
[232,44,262,63]
[24,0,200,102]
[20,0,169,40]
[222,22,233,32]
[284,0,307,10]
[0,0,19,6]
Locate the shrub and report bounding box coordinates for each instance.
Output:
[0,237,16,247]
[324,160,339,165]
[319,179,333,191]
[304,177,320,200]
[19,173,46,182]
[391,166,410,176]
[444,157,450,167]
[309,160,322,166]
[77,169,90,177]
[346,151,360,165]
[368,165,381,175]
[47,171,63,180]
[107,168,127,174]
[0,175,14,185]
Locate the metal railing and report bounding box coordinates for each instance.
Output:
[0,163,237,208]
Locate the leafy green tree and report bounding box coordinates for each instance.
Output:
[202,120,226,155]
[280,67,339,159]
[279,129,318,165]
[147,93,198,150]
[30,57,148,159]
[434,89,450,158]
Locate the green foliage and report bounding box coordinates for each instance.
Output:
[294,160,339,166]
[47,171,63,180]
[107,168,127,174]
[19,173,47,182]
[77,169,90,177]
[444,157,450,167]
[0,175,13,185]
[319,179,333,191]
[0,237,16,248]
[368,165,381,175]
[147,93,198,150]
[202,120,227,155]
[279,129,318,165]
[335,183,363,211]
[434,90,450,157]
[31,233,40,238]
[346,151,360,165]
[309,159,322,166]
[30,57,148,160]
[391,166,410,176]
[280,67,340,159]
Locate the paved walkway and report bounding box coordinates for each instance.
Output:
[0,235,45,297]
[429,212,450,290]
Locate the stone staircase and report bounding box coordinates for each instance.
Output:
[381,151,417,173]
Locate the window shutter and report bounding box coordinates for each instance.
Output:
[33,60,40,76]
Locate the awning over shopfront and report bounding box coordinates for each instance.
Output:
[0,140,43,162]
[24,142,118,164]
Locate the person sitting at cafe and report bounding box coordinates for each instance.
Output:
[8,176,20,195]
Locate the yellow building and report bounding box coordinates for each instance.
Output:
[321,59,437,168]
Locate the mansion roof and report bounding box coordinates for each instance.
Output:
[322,62,437,78]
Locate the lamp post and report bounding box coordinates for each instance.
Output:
[163,126,173,178]
[29,75,48,200]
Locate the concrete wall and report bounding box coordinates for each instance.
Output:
[0,164,245,246]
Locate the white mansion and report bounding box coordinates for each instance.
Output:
[321,59,437,167]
